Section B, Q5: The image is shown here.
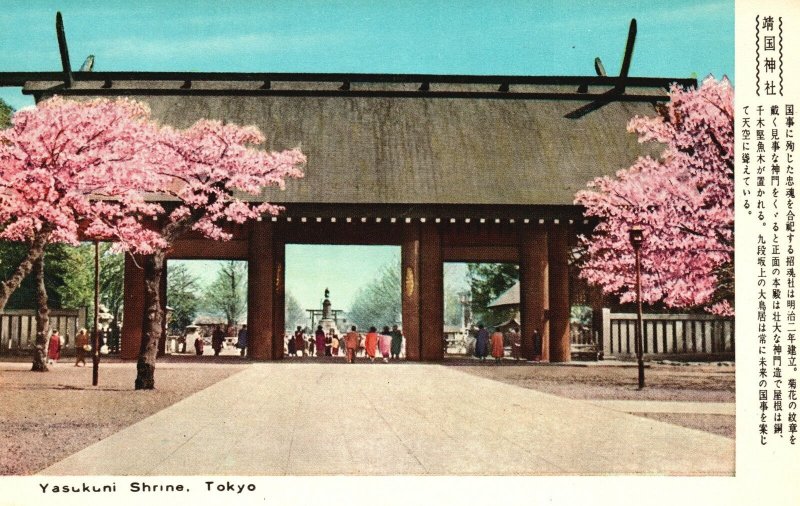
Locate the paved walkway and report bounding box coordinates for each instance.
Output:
[40,363,734,476]
[587,400,735,415]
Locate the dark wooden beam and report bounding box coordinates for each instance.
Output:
[401,223,421,361]
[272,224,286,359]
[548,225,571,362]
[617,19,638,92]
[55,12,72,88]
[248,222,274,359]
[520,225,549,361]
[442,246,519,263]
[419,223,443,361]
[121,255,145,360]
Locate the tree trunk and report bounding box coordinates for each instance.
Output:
[0,229,52,314]
[135,250,165,390]
[31,254,50,372]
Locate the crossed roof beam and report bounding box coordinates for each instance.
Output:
[0,14,694,117]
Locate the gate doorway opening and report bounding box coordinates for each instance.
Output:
[443,262,519,358]
[165,259,248,357]
[284,244,402,359]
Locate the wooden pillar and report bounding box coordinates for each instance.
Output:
[121,254,144,360]
[248,221,275,360]
[419,222,443,361]
[272,225,286,359]
[548,224,571,362]
[519,224,549,361]
[401,223,421,360]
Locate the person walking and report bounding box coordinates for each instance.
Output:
[194,333,204,356]
[509,328,521,360]
[325,330,333,356]
[364,326,379,362]
[474,323,489,361]
[236,324,248,357]
[294,326,305,357]
[74,328,90,367]
[378,326,392,363]
[330,330,340,356]
[491,327,505,362]
[47,329,62,364]
[315,326,326,358]
[211,325,225,356]
[344,326,360,363]
[390,324,403,359]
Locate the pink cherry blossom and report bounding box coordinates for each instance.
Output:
[575,77,733,315]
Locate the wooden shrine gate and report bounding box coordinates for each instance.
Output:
[120,213,576,363]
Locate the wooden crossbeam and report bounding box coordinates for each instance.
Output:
[55,12,72,88]
[565,18,639,119]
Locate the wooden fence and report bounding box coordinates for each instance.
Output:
[601,308,734,357]
[0,308,87,353]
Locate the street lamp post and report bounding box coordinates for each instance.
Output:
[629,226,645,389]
[92,241,100,386]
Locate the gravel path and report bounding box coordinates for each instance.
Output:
[448,359,735,438]
[0,360,246,475]
[1,357,734,475]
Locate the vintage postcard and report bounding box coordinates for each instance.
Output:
[0,0,797,504]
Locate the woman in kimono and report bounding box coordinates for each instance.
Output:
[474,324,489,361]
[390,325,403,359]
[74,328,90,367]
[47,329,62,364]
[315,326,326,358]
[490,327,505,362]
[364,326,379,362]
[378,326,392,362]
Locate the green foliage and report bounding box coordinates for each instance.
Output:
[0,98,12,128]
[166,263,201,334]
[348,261,401,330]
[570,305,592,326]
[202,260,248,326]
[285,291,305,329]
[0,242,70,309]
[467,263,519,326]
[57,244,95,312]
[100,247,124,324]
[443,288,463,326]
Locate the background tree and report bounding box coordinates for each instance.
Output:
[348,261,401,330]
[0,97,167,371]
[575,77,733,315]
[0,98,11,128]
[285,291,306,330]
[202,261,247,327]
[99,246,124,351]
[166,263,201,334]
[133,119,304,389]
[467,263,519,326]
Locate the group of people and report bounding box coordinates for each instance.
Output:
[288,325,404,363]
[46,328,92,367]
[192,324,248,357]
[472,323,511,362]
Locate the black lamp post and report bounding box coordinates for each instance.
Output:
[629,226,645,389]
[92,240,100,386]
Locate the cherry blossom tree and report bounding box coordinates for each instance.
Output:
[133,119,305,389]
[574,77,733,315]
[0,97,168,371]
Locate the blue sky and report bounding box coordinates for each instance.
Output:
[0,1,733,311]
[0,0,733,109]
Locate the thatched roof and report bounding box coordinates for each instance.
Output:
[488,281,520,308]
[25,80,668,206]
